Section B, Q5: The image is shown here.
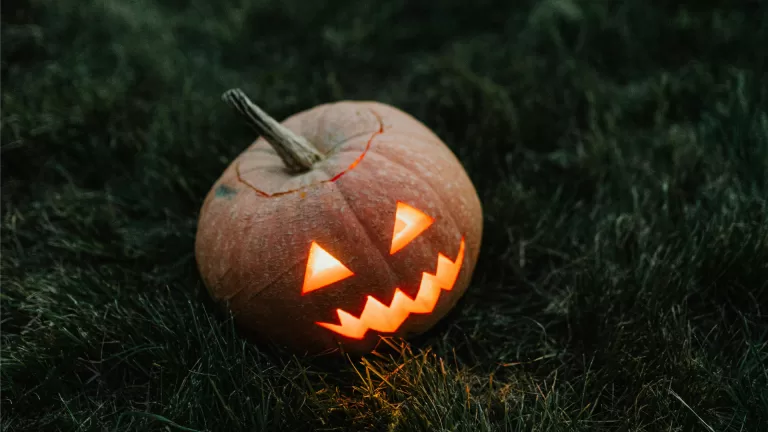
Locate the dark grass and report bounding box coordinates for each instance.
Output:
[3,0,768,430]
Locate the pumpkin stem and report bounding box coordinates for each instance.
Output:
[222,88,324,172]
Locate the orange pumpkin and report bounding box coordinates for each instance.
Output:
[195,89,483,354]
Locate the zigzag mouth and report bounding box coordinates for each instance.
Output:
[316,237,466,340]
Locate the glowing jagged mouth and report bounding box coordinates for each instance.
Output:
[316,238,466,339]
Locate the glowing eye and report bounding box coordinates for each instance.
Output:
[302,242,354,294]
[390,202,434,255]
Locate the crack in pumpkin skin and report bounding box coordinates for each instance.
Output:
[235,109,385,197]
[316,237,465,339]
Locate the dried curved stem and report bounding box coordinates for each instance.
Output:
[222,88,323,172]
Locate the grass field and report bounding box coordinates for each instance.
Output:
[3,0,768,430]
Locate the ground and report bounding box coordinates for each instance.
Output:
[2,0,767,431]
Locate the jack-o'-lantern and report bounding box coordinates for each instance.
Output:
[195,88,483,354]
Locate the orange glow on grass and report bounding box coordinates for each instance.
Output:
[316,237,465,339]
[390,202,434,255]
[302,242,354,294]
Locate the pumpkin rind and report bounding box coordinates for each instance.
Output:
[195,97,482,354]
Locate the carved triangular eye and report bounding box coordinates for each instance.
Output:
[390,202,434,254]
[302,242,354,294]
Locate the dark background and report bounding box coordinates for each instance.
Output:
[2,0,767,431]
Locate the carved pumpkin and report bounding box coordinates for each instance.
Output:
[195,88,483,354]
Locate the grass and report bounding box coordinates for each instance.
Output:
[2,0,768,430]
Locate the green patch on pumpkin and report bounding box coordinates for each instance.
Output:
[214,184,237,199]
